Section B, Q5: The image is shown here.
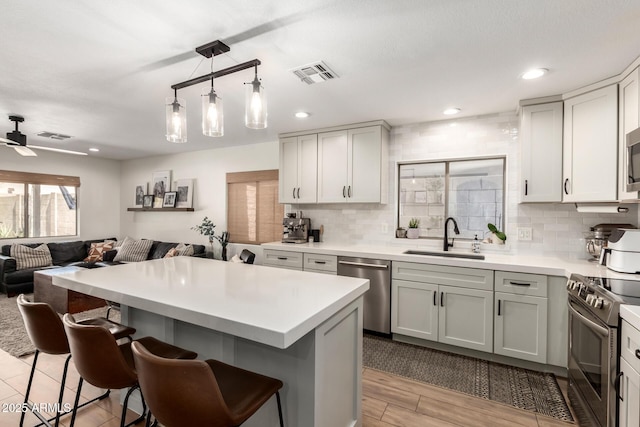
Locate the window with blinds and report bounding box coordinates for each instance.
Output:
[0,170,80,239]
[227,170,283,244]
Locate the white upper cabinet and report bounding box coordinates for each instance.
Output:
[317,125,389,203]
[563,84,618,202]
[619,67,640,201]
[520,102,563,202]
[279,134,318,203]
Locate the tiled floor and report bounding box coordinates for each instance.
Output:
[0,347,577,426]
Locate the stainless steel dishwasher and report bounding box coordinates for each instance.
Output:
[337,257,391,334]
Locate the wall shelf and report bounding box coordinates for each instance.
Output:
[127,207,194,212]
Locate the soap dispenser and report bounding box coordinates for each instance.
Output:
[472,234,481,253]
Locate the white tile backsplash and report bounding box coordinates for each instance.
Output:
[291,113,638,259]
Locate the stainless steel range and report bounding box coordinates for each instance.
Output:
[566,273,640,427]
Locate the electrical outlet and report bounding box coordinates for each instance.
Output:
[381,223,388,233]
[517,227,532,241]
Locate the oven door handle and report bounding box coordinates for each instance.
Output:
[567,301,609,337]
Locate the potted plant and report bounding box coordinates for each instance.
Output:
[191,217,217,257]
[407,218,420,239]
[487,223,506,245]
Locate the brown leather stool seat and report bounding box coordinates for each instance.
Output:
[131,341,284,427]
[16,294,137,427]
[62,314,197,427]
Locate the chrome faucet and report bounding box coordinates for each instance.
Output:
[443,217,460,251]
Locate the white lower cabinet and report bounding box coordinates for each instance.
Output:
[620,320,640,427]
[391,262,494,353]
[494,292,548,363]
[619,357,640,427]
[262,249,303,271]
[494,271,548,364]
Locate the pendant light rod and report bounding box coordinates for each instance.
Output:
[171,59,261,91]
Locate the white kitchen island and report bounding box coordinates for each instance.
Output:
[51,257,369,427]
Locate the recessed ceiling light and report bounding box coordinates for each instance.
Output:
[521,68,548,80]
[295,112,310,118]
[443,108,461,115]
[89,148,100,152]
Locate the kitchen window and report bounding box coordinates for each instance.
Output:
[398,157,505,239]
[227,169,284,244]
[0,170,79,239]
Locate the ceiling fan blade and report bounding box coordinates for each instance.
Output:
[0,136,18,145]
[13,146,37,156]
[29,145,88,156]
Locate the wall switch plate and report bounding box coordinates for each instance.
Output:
[517,227,532,241]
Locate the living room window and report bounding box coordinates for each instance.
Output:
[227,170,283,244]
[0,170,79,239]
[398,157,505,239]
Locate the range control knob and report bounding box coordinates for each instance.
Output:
[592,298,604,309]
[586,294,595,305]
[571,281,581,290]
[566,280,573,289]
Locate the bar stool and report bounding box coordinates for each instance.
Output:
[16,294,136,427]
[131,340,284,427]
[62,314,198,427]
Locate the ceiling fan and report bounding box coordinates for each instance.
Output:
[0,115,87,156]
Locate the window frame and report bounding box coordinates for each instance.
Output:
[0,170,80,240]
[397,156,506,240]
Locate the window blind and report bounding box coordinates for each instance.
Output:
[0,170,80,187]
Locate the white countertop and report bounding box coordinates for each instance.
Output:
[621,305,640,330]
[51,257,369,349]
[262,241,640,280]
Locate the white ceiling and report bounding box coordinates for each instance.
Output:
[1,0,640,160]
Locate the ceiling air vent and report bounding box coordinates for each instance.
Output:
[291,61,339,84]
[37,131,72,140]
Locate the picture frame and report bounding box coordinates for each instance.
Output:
[142,195,154,208]
[174,179,194,208]
[162,191,177,208]
[152,170,171,208]
[134,183,147,207]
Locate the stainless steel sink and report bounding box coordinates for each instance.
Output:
[402,250,485,260]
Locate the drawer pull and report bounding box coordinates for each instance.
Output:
[509,281,531,287]
[635,349,640,359]
[498,300,501,316]
[314,260,326,264]
[277,257,288,260]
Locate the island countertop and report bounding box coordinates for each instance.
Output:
[51,256,370,349]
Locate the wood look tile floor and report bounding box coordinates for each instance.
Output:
[0,347,577,426]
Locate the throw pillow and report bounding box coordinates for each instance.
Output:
[175,243,195,257]
[10,243,54,270]
[113,238,153,262]
[84,242,114,263]
[164,248,179,258]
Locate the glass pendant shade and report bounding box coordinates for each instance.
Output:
[202,87,223,137]
[245,77,267,129]
[165,96,187,143]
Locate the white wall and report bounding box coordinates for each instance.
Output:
[119,141,279,257]
[292,113,638,259]
[0,149,121,244]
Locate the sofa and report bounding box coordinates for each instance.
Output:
[0,238,206,297]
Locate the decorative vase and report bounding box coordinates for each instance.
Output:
[406,228,420,239]
[221,245,228,261]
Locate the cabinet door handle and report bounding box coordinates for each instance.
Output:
[617,371,624,402]
[277,257,288,260]
[635,349,640,359]
[292,188,296,199]
[509,281,531,287]
[564,178,569,195]
[433,291,437,306]
[348,185,352,197]
[297,187,300,198]
[524,179,528,196]
[343,186,346,198]
[440,292,444,307]
[498,300,501,316]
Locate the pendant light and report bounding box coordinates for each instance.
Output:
[245,65,267,129]
[165,89,187,143]
[202,53,223,137]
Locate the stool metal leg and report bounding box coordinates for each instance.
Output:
[121,385,147,427]
[68,377,83,427]
[276,391,284,427]
[20,349,39,427]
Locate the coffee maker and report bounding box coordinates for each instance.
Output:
[282,216,311,243]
